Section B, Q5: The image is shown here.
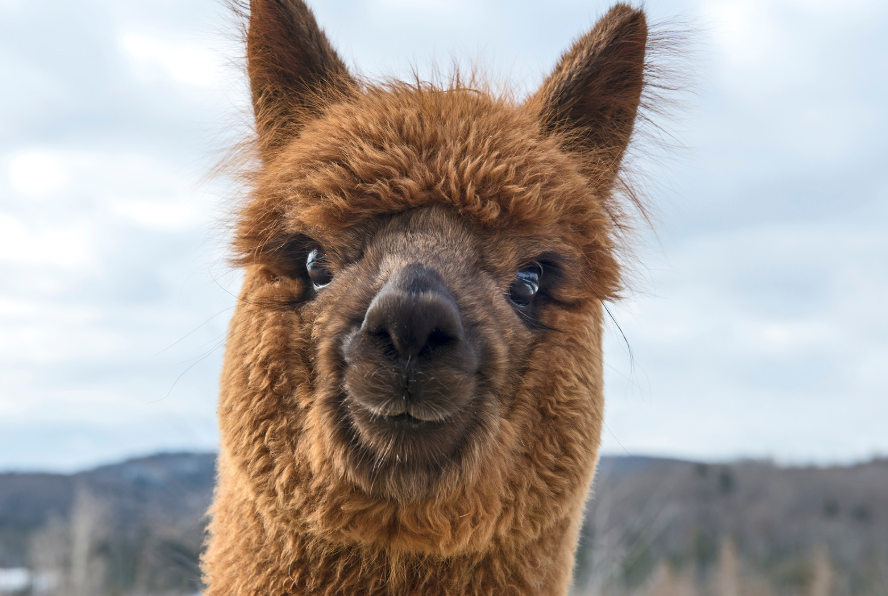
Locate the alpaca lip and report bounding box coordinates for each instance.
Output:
[383,411,441,426]
[352,398,450,425]
[343,389,472,467]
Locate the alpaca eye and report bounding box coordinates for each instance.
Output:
[508,262,543,308]
[306,248,333,290]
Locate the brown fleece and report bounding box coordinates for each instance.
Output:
[203,1,653,594]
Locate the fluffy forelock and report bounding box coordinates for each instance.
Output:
[234,78,625,299]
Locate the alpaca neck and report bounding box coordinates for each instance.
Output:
[203,472,581,596]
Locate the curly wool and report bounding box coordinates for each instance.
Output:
[202,2,658,595]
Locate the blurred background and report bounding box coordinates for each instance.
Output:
[1,0,885,594]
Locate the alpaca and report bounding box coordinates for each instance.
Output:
[203,1,654,594]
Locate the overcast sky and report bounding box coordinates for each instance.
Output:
[1,0,886,472]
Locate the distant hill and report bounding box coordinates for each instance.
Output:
[1,453,885,596]
[0,452,215,595]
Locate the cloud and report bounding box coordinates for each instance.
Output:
[7,151,70,195]
[601,220,888,463]
[704,0,784,69]
[0,214,94,267]
[109,199,203,232]
[119,31,223,88]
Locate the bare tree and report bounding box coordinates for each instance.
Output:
[808,543,833,596]
[29,516,68,595]
[714,537,740,596]
[67,487,106,596]
[647,561,698,596]
[27,487,107,596]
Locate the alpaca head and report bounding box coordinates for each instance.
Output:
[220,0,648,558]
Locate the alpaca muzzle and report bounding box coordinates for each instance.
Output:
[344,264,480,419]
[340,263,481,462]
[363,265,465,362]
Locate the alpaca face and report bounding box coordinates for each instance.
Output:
[336,209,504,471]
[292,205,533,487]
[232,93,605,504]
[218,0,648,554]
[290,202,584,491]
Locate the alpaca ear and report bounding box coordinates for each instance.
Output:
[530,4,647,178]
[246,0,354,157]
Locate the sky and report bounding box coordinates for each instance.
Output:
[1,0,886,472]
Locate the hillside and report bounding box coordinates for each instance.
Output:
[574,457,888,595]
[0,453,885,595]
[0,453,214,595]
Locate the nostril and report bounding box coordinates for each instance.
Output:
[360,265,465,362]
[364,302,462,361]
[364,324,398,359]
[424,328,457,353]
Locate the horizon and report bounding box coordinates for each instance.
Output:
[3,448,886,477]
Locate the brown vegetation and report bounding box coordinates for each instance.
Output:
[573,457,888,596]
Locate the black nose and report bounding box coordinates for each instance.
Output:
[362,264,463,361]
